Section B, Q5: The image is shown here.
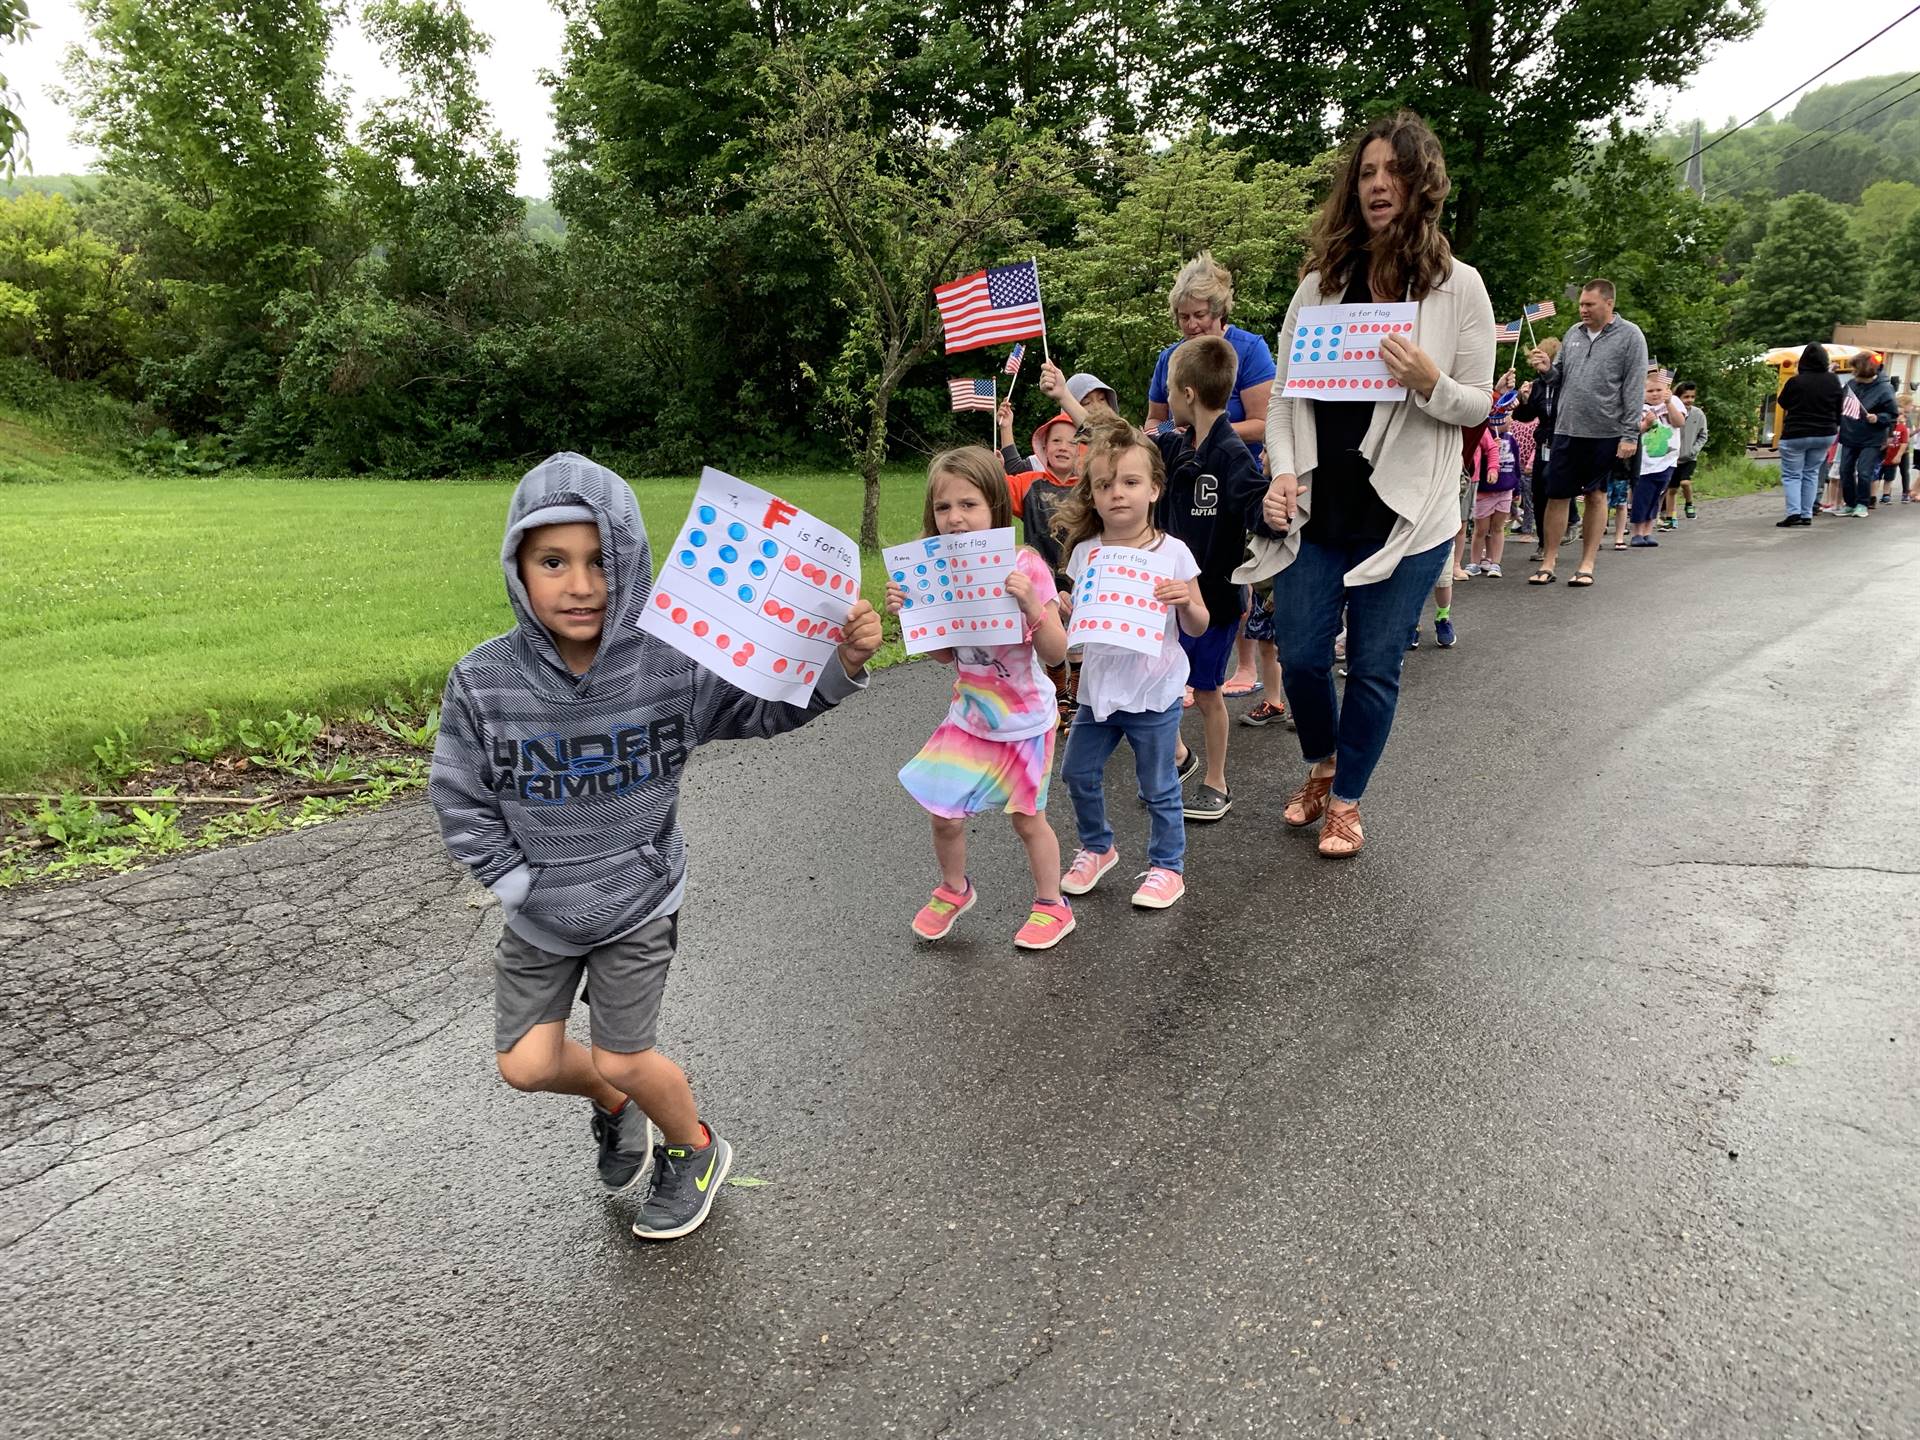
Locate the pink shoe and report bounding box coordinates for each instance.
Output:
[1061,847,1118,895]
[1013,899,1075,950]
[912,881,975,940]
[1130,867,1185,909]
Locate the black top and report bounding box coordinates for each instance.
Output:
[1021,475,1076,588]
[1304,267,1398,545]
[1152,414,1266,624]
[1777,371,1843,440]
[1512,366,1561,445]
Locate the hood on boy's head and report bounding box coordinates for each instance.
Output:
[1032,411,1078,472]
[1066,372,1119,411]
[500,452,651,677]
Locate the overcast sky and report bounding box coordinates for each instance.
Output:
[3,1,1915,198]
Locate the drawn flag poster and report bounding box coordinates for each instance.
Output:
[883,527,1023,656]
[640,468,859,705]
[1066,543,1175,658]
[1281,302,1419,401]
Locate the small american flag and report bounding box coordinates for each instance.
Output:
[1524,300,1557,320]
[1496,319,1523,342]
[936,261,1046,354]
[948,378,997,413]
[1002,343,1025,376]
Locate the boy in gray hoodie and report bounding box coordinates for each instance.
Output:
[430,453,880,1240]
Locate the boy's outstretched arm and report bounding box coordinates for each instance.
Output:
[691,599,881,743]
[429,674,531,910]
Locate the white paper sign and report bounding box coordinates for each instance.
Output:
[1066,543,1174,658]
[883,527,1024,655]
[1282,302,1418,401]
[640,467,859,704]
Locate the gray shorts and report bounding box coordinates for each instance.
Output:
[494,912,677,1054]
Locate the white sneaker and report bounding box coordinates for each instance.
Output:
[1463,562,1485,576]
[1482,562,1503,578]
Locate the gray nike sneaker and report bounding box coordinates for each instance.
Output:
[590,1100,655,1195]
[632,1126,733,1241]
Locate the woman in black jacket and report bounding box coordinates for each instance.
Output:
[1514,338,1562,558]
[1774,344,1843,526]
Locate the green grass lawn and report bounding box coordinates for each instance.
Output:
[1,466,928,790]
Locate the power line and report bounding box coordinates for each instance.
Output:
[1711,70,1920,193]
[1680,1,1920,164]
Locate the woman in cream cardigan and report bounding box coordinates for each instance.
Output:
[1238,110,1494,858]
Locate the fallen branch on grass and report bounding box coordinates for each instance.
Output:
[0,783,392,808]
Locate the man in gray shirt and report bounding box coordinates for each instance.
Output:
[1528,279,1649,588]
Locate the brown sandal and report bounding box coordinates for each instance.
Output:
[1284,771,1334,828]
[1318,805,1364,857]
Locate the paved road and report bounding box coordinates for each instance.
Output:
[4,492,1916,1438]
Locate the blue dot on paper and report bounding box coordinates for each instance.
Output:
[902,596,913,609]
[890,569,904,581]
[918,578,930,589]
[1314,326,1325,336]
[737,584,754,603]
[707,566,726,585]
[727,521,746,541]
[943,591,954,601]
[678,550,695,568]
[761,539,778,558]
[936,558,948,570]
[1332,324,1343,334]
[689,529,707,548]
[718,544,738,563]
[697,505,716,524]
[1295,326,1307,338]
[916,564,928,575]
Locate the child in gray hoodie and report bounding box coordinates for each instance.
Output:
[430,453,880,1240]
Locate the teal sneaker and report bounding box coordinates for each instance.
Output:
[633,1126,733,1241]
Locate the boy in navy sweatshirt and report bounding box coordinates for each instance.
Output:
[1151,336,1266,821]
[430,453,880,1241]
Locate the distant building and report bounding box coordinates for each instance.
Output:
[1832,322,1920,391]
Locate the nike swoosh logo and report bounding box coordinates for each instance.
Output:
[694,1149,718,1193]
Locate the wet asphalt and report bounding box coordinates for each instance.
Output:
[2,491,1916,1439]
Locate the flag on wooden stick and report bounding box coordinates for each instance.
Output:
[935,262,1046,354]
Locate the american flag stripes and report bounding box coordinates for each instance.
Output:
[1496,319,1523,342]
[948,378,997,412]
[1002,343,1026,375]
[935,262,1046,354]
[1524,300,1557,320]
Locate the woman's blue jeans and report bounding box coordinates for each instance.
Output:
[1270,534,1453,804]
[1776,434,1829,518]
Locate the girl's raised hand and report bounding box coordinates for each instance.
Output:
[837,598,883,674]
[1005,567,1043,618]
[1039,359,1066,399]
[1153,578,1192,607]
[884,578,907,615]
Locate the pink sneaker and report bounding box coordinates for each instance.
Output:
[1060,847,1118,895]
[1130,867,1185,909]
[912,881,975,940]
[1013,899,1075,950]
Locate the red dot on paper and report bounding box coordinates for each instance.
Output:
[830,574,843,590]
[937,625,947,636]
[803,669,815,683]
[671,607,688,625]
[715,634,730,650]
[692,620,709,637]
[784,555,801,572]
[741,643,755,657]
[1102,620,1113,629]
[828,627,842,642]
[774,658,789,673]
[732,652,748,667]
[763,600,779,616]
[654,593,670,609]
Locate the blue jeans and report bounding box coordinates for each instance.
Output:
[1062,698,1184,871]
[1271,534,1453,804]
[1777,435,1829,518]
[1837,442,1881,508]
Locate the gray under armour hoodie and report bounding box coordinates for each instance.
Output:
[429,453,866,955]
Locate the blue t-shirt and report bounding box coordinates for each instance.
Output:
[1149,324,1278,456]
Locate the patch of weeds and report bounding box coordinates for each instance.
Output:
[91,723,150,783]
[194,806,285,848]
[24,793,129,850]
[290,794,352,828]
[371,702,441,750]
[287,755,360,785]
[124,804,186,854]
[239,710,326,770]
[171,709,235,763]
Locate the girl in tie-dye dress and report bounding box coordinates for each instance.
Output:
[888,447,1075,951]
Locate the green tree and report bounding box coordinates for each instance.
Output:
[1851,180,1920,258]
[1736,192,1865,345]
[1567,130,1765,454]
[756,55,1079,549]
[1039,138,1321,414]
[61,0,348,432]
[0,189,143,381]
[0,0,30,173]
[1165,0,1761,297]
[1773,132,1889,206]
[1867,206,1920,321]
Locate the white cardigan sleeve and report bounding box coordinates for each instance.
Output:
[1414,262,1496,428]
[1265,277,1315,477]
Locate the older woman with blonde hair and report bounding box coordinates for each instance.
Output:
[1239,109,1495,858]
[1146,251,1277,457]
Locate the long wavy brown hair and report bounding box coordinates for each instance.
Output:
[1049,413,1166,553]
[1303,110,1453,303]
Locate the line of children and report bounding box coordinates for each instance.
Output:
[429,453,882,1243]
[1465,402,1521,577]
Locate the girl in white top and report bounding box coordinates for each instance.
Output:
[1052,416,1208,911]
